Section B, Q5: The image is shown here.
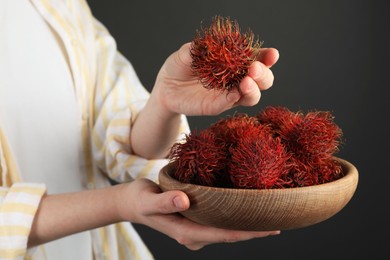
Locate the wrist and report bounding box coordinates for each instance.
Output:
[130,89,183,159]
[113,183,134,222]
[148,86,181,120]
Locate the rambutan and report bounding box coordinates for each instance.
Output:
[168,129,227,187]
[257,106,297,135]
[209,113,260,146]
[228,125,292,189]
[190,15,262,91]
[258,107,344,186]
[279,110,343,165]
[288,157,343,187]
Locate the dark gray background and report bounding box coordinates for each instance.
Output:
[88,0,389,259]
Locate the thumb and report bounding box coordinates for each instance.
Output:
[152,190,190,215]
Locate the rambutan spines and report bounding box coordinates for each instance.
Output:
[257,106,344,186]
[257,106,343,161]
[228,128,291,189]
[209,113,261,145]
[190,16,262,91]
[288,157,343,187]
[257,106,295,132]
[168,129,227,187]
[279,110,342,164]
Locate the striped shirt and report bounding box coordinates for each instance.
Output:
[0,0,189,259]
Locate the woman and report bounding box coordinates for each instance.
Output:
[0,0,280,259]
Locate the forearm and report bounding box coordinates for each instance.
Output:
[130,93,182,159]
[27,184,125,248]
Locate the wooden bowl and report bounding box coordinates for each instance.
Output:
[158,157,358,231]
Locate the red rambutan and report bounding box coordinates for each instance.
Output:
[209,113,260,146]
[258,107,344,186]
[288,157,343,187]
[257,106,303,137]
[257,106,294,130]
[168,129,227,187]
[228,125,291,189]
[190,15,262,91]
[280,110,343,165]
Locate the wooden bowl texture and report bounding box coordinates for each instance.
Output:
[158,157,358,231]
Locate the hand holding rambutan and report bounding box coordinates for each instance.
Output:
[190,15,262,91]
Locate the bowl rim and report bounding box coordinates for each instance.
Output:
[159,156,358,194]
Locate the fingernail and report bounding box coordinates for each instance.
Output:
[271,231,281,236]
[173,196,185,210]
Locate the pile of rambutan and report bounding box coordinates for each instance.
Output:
[168,106,344,189]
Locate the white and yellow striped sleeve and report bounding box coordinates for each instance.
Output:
[0,183,46,259]
[90,17,190,184]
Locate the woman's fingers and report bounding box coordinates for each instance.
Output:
[247,61,275,91]
[256,48,280,68]
[233,60,275,107]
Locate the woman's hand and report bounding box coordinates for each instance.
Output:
[28,178,279,249]
[117,179,280,250]
[152,42,279,116]
[130,42,279,158]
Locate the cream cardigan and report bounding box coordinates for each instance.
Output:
[0,0,189,259]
